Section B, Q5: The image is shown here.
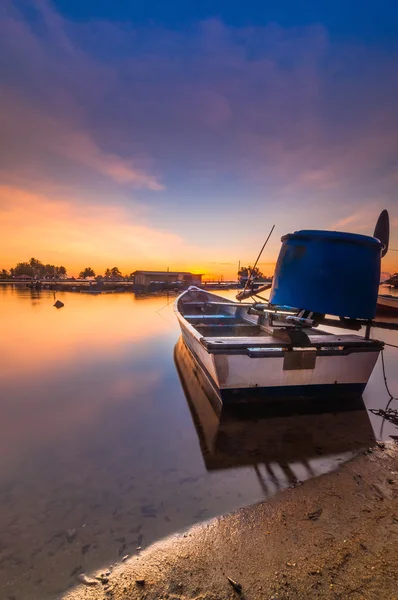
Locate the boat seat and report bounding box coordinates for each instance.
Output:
[185,314,237,320]
[196,323,258,328]
[201,334,383,351]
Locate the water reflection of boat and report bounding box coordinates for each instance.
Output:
[174,337,375,473]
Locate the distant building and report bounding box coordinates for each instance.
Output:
[133,270,202,287]
[14,274,33,280]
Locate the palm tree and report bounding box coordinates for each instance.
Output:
[29,257,45,278]
[79,267,95,279]
[238,265,263,279]
[111,266,122,278]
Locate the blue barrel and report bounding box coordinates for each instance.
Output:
[269,230,382,319]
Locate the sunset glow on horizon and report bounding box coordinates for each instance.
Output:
[1,1,398,278]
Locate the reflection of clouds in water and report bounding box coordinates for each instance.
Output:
[0,287,176,381]
[0,364,162,477]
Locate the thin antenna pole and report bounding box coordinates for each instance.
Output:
[242,224,275,295]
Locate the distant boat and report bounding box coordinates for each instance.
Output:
[377,294,398,314]
[174,287,383,403]
[383,273,398,287]
[238,276,272,289]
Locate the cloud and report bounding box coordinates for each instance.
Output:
[331,213,367,231]
[3,2,398,199]
[0,1,164,193]
[330,205,387,234]
[56,130,164,189]
[0,89,164,192]
[0,185,185,272]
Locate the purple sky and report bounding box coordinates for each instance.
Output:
[1,0,397,276]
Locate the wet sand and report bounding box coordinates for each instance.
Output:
[63,442,398,600]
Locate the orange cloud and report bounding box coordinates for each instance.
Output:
[1,182,275,279]
[0,184,248,278]
[0,185,184,274]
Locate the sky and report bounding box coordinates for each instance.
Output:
[1,0,398,278]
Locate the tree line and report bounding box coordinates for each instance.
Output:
[0,258,67,279]
[0,258,135,280]
[78,266,133,279]
[238,266,264,279]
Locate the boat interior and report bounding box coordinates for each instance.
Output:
[177,288,383,352]
[179,289,287,337]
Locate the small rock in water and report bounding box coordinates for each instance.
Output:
[70,565,82,577]
[77,574,99,586]
[122,554,129,562]
[54,300,64,309]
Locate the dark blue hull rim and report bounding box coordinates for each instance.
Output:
[221,383,366,404]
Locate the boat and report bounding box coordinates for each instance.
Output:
[174,211,397,403]
[387,273,398,288]
[174,286,383,402]
[238,276,272,289]
[377,294,398,314]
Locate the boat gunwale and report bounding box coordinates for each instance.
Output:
[175,287,384,355]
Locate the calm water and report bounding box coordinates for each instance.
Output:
[0,284,397,600]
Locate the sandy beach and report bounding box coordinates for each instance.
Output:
[62,441,398,600]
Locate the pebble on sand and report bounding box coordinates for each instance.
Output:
[227,576,242,592]
[77,574,99,586]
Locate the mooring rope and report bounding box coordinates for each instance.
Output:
[384,341,398,349]
[381,349,397,402]
[368,347,398,436]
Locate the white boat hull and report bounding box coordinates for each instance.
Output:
[175,287,382,402]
